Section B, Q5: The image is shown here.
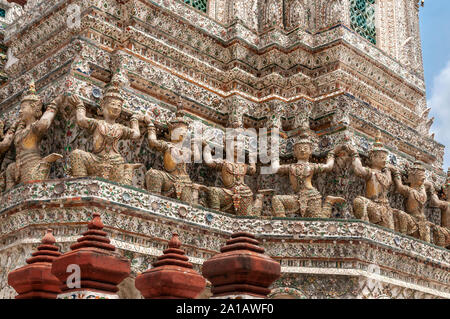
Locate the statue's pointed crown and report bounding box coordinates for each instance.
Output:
[168,98,189,131]
[412,153,425,171]
[103,74,124,102]
[370,130,388,154]
[21,80,41,103]
[292,121,313,145]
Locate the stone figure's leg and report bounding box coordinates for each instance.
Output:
[393,210,407,234]
[120,166,132,185]
[70,149,92,178]
[120,164,143,186]
[438,227,450,248]
[252,189,274,216]
[304,197,323,218]
[5,163,16,191]
[417,221,431,243]
[237,195,254,216]
[161,176,176,198]
[367,204,394,230]
[193,184,209,206]
[383,209,396,231]
[107,164,124,184]
[322,196,346,218]
[367,204,382,224]
[353,196,369,222]
[271,195,286,217]
[393,210,417,235]
[252,193,266,217]
[145,169,165,195]
[272,195,299,217]
[207,187,230,211]
[445,228,450,248]
[430,224,446,247]
[0,171,5,192]
[33,154,63,181]
[252,194,264,216]
[180,185,194,204]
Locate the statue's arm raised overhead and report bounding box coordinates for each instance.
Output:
[391,166,410,197]
[144,111,168,153]
[33,95,62,136]
[270,151,289,175]
[121,113,141,140]
[274,163,289,175]
[0,121,17,154]
[69,95,98,132]
[246,148,258,175]
[203,143,223,171]
[348,145,370,179]
[316,149,336,174]
[429,184,448,211]
[248,162,257,175]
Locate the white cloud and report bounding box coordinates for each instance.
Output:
[427,60,450,169]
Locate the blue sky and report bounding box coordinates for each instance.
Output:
[420,1,450,169]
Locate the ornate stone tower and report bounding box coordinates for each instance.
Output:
[0,0,448,299]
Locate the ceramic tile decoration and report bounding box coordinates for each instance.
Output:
[0,0,449,299]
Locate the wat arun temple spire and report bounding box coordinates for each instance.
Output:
[0,0,448,300]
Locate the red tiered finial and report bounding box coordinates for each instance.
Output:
[8,229,62,299]
[7,0,28,6]
[168,233,182,248]
[51,213,130,298]
[135,233,206,299]
[202,232,281,298]
[69,212,115,251]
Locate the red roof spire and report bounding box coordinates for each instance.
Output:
[135,233,206,299]
[7,0,28,6]
[8,229,62,299]
[69,212,115,251]
[51,212,130,299]
[202,232,281,298]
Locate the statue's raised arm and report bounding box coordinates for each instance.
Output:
[69,95,98,132]
[144,111,168,153]
[203,142,224,170]
[316,148,337,174]
[348,144,370,179]
[0,120,17,154]
[429,172,450,232]
[391,166,410,197]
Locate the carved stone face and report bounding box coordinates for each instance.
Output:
[19,100,36,123]
[294,143,312,161]
[102,97,122,121]
[170,125,188,144]
[409,169,425,186]
[370,151,388,169]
